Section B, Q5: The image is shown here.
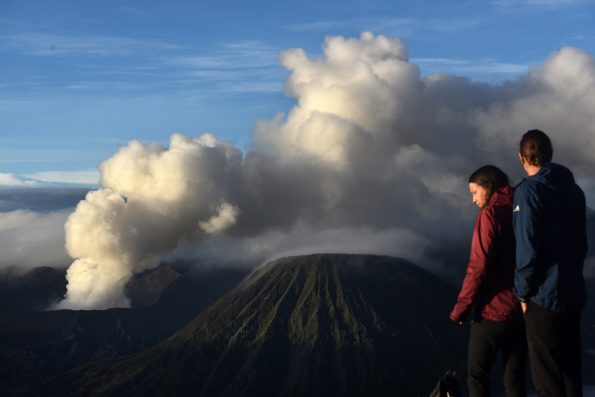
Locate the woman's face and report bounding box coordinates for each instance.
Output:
[469,182,489,208]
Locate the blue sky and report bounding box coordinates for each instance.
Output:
[2,0,595,185]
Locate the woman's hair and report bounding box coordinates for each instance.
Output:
[519,129,553,166]
[468,165,510,198]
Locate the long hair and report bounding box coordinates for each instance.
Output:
[468,165,510,199]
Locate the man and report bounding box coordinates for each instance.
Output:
[513,129,587,397]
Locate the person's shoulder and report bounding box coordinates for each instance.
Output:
[479,203,497,224]
[513,178,543,211]
[513,178,539,197]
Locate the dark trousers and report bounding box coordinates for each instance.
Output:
[468,317,527,397]
[524,302,583,397]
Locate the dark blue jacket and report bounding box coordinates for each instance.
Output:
[513,162,587,313]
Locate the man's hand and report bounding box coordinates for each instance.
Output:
[521,301,527,314]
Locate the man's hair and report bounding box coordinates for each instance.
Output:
[519,129,553,166]
[468,165,510,199]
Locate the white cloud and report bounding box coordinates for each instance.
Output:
[285,17,479,35]
[0,171,99,188]
[64,81,146,91]
[168,224,441,273]
[491,0,595,7]
[1,32,183,56]
[171,41,279,70]
[169,41,284,92]
[199,202,240,234]
[0,173,39,187]
[25,170,100,186]
[414,57,529,78]
[0,210,71,272]
[472,46,595,175]
[286,17,414,34]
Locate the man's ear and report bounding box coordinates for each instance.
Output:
[518,152,525,165]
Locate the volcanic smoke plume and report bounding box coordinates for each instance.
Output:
[57,135,243,309]
[57,32,595,310]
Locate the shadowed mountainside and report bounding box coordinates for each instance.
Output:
[0,267,67,312]
[0,266,248,396]
[39,254,468,397]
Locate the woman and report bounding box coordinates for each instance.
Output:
[450,165,526,397]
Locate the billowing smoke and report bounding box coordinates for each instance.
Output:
[58,32,595,309]
[56,134,242,309]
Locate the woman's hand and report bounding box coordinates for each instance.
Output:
[450,306,470,324]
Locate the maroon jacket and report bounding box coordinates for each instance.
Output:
[450,185,521,322]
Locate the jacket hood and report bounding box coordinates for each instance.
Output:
[488,184,513,207]
[531,162,576,192]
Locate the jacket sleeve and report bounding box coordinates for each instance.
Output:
[512,183,541,300]
[450,207,496,322]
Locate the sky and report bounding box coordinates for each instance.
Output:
[2,0,595,309]
[2,0,595,184]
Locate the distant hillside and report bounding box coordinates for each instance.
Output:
[39,254,468,397]
[0,267,67,312]
[0,266,248,396]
